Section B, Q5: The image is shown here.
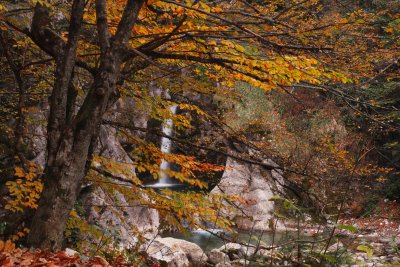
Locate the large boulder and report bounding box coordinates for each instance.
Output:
[147,240,190,267]
[207,249,230,265]
[146,237,208,267]
[215,243,257,260]
[211,157,282,231]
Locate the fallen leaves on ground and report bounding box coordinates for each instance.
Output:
[341,200,400,237]
[0,240,133,266]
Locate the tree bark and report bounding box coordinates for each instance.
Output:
[27,66,118,249]
[27,0,145,250]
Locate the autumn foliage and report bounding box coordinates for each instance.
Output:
[0,239,138,267]
[0,0,399,257]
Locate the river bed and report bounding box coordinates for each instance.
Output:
[162,229,311,252]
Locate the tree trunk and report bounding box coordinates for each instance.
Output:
[27,137,91,249]
[27,0,144,249]
[28,63,118,249]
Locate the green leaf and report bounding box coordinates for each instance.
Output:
[320,253,337,263]
[336,224,358,233]
[269,195,300,212]
[357,245,373,258]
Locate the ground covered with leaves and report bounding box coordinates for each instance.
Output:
[0,240,143,267]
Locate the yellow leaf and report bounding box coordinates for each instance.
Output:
[14,167,25,178]
[385,27,394,33]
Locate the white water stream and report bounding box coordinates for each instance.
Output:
[154,105,177,187]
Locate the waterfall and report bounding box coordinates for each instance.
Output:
[157,105,177,185]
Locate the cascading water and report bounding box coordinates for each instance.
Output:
[154,105,177,187]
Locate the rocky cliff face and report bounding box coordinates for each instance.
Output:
[78,96,161,246]
[211,157,283,231]
[80,125,160,247]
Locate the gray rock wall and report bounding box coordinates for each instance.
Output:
[211,157,282,231]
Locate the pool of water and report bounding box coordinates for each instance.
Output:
[162,229,307,252]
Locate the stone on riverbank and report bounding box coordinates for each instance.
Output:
[146,237,207,267]
[207,249,230,265]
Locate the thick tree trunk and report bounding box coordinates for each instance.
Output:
[27,0,145,249]
[27,136,91,249]
[28,21,119,247]
[27,68,117,249]
[26,0,97,249]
